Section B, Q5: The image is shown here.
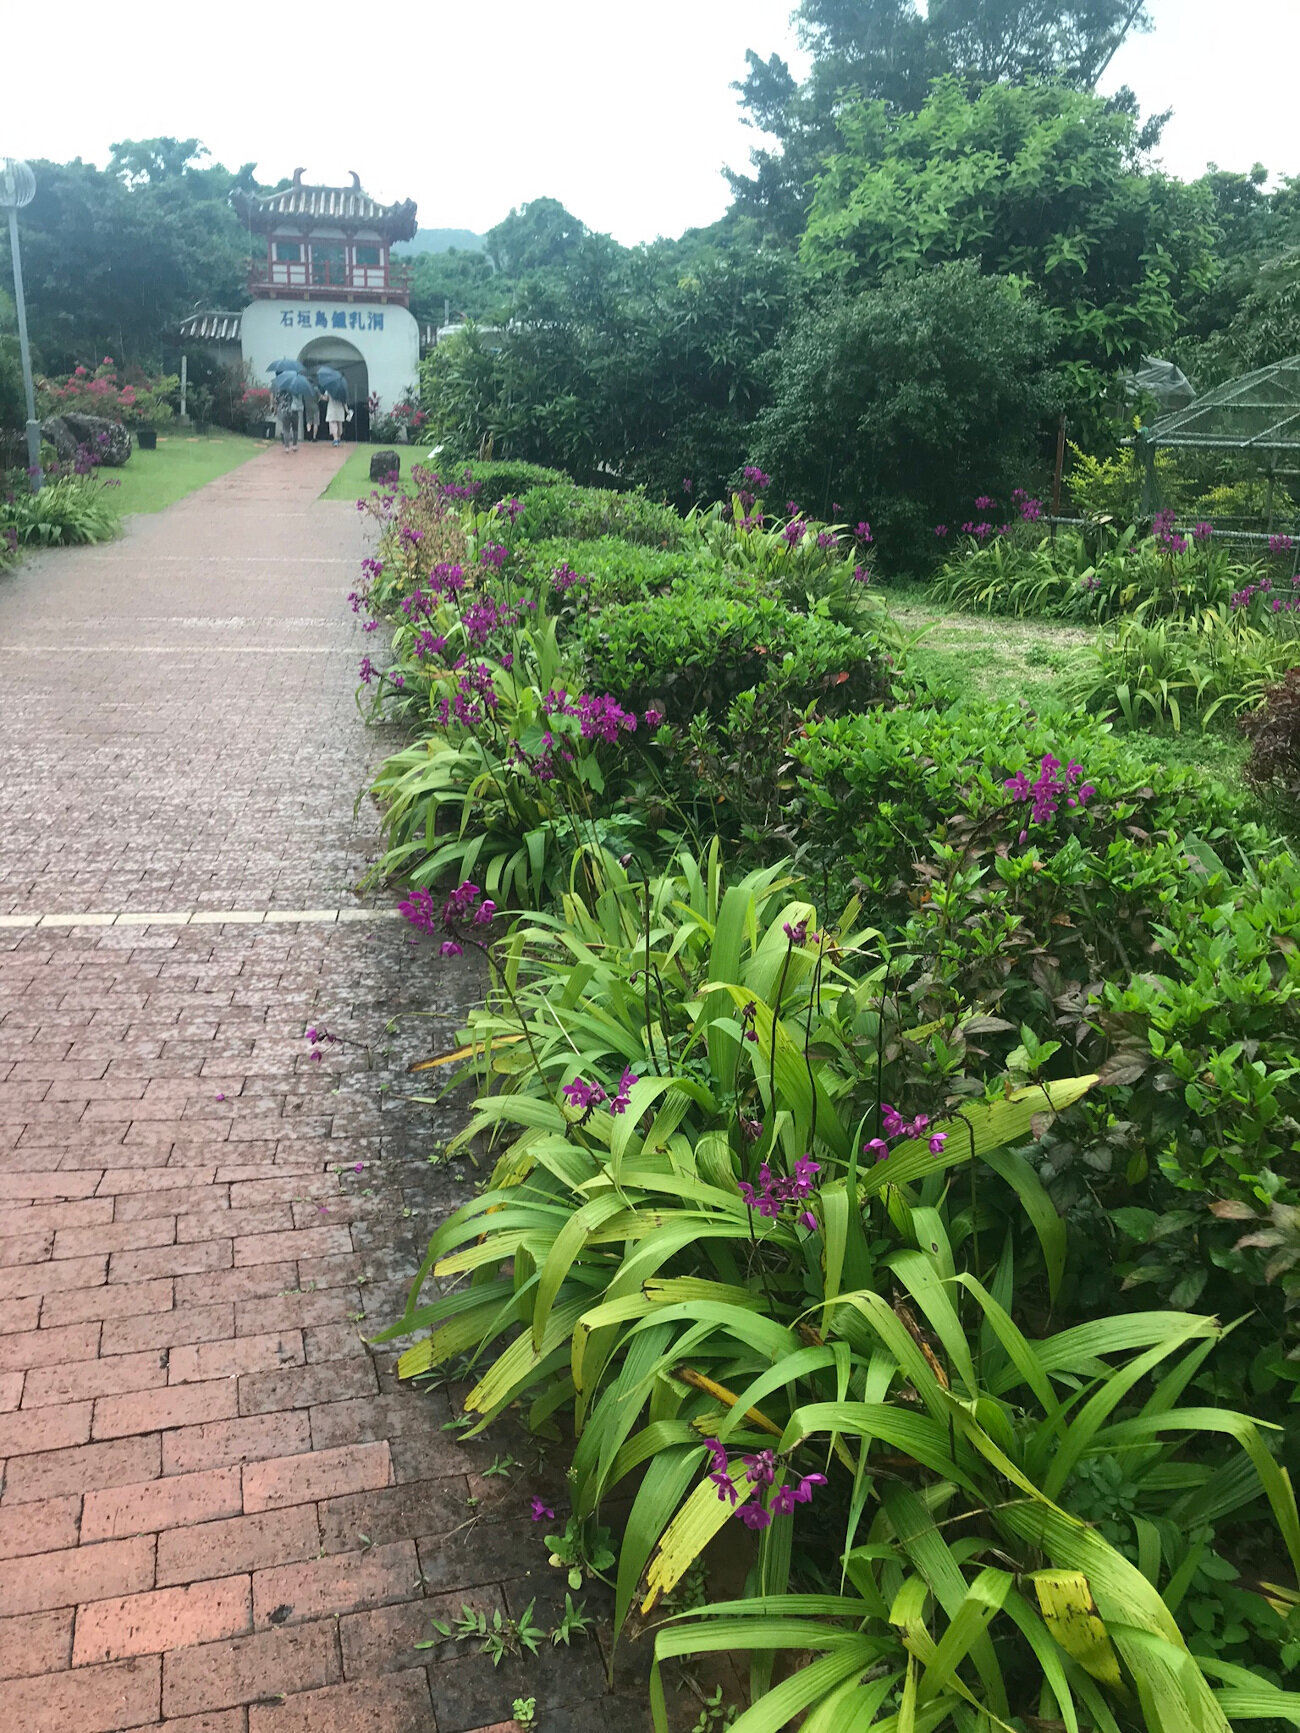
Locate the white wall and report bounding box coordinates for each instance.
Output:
[240,299,419,411]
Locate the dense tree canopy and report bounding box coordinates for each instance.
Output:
[801,79,1215,387]
[751,261,1060,557]
[797,0,1151,90]
[420,239,794,496]
[409,248,504,329]
[729,0,1153,232]
[0,140,265,372]
[7,5,1297,538]
[417,32,1293,535]
[1188,249,1300,386]
[483,198,589,277]
[1172,167,1300,385]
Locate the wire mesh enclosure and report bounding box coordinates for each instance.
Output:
[1150,356,1300,453]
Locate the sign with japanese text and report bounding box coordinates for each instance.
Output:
[279,310,385,331]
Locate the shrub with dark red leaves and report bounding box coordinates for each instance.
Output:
[1241,665,1300,806]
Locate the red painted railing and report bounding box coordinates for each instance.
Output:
[248,259,413,304]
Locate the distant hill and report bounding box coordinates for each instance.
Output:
[394,228,487,257]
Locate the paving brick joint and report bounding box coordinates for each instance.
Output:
[0,447,652,1733]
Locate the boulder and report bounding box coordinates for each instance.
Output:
[370,449,400,483]
[42,414,133,467]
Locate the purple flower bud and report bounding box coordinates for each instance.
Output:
[742,1449,777,1488]
[610,1067,639,1115]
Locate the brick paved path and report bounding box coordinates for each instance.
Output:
[0,448,640,1733]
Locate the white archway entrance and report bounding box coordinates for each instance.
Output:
[296,335,369,441]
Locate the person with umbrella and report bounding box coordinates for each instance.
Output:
[317,366,349,447]
[274,370,318,451]
[272,371,300,452]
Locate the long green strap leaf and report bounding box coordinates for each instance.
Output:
[531,1190,629,1350]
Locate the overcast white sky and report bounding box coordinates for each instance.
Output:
[3,0,1297,246]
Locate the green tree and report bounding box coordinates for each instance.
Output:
[1187,249,1300,385]
[1173,167,1300,378]
[597,246,795,499]
[0,141,262,373]
[750,261,1061,561]
[729,0,1153,231]
[419,230,794,497]
[484,198,588,277]
[419,325,512,461]
[797,0,1151,89]
[800,79,1214,388]
[410,248,504,328]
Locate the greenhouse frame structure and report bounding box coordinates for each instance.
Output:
[1139,356,1300,538]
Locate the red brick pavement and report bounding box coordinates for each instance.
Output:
[0,447,649,1732]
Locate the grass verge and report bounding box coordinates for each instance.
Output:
[109,433,265,514]
[883,578,1253,788]
[320,443,428,502]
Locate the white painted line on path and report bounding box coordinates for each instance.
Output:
[0,908,401,930]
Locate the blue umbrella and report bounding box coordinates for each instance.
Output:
[267,358,300,374]
[317,366,348,403]
[276,372,319,403]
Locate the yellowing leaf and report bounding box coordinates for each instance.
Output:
[408,1034,525,1072]
[1032,1571,1125,1691]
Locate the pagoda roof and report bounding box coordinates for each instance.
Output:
[231,170,417,240]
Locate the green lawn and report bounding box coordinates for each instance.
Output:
[886,581,1094,709]
[107,432,265,515]
[320,443,428,502]
[882,578,1253,788]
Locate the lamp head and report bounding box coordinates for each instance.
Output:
[0,159,36,212]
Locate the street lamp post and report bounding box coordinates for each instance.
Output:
[1,158,41,492]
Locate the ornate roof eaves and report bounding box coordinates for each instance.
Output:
[229,182,418,241]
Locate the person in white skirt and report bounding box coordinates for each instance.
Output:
[323,392,347,446]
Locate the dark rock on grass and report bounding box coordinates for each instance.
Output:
[42,413,133,467]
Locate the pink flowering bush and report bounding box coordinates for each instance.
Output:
[790,694,1260,1045]
[369,391,427,443]
[37,358,177,427]
[361,457,897,902]
[691,471,878,604]
[238,386,272,434]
